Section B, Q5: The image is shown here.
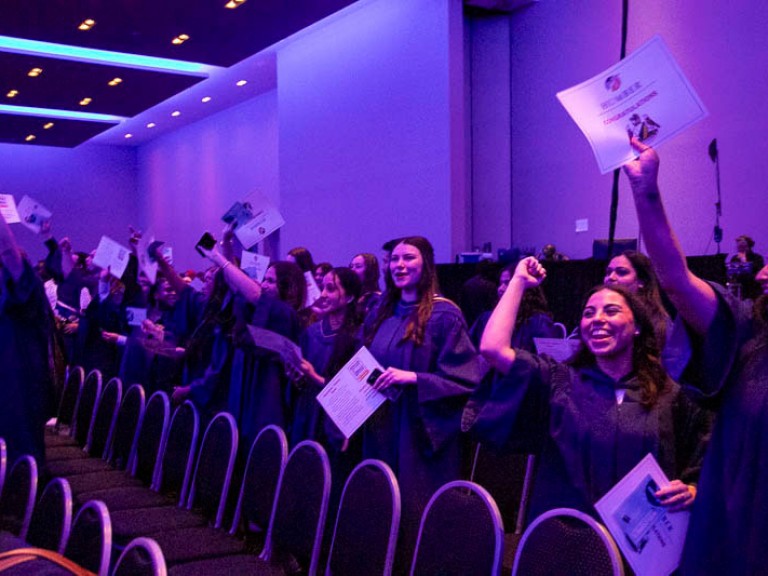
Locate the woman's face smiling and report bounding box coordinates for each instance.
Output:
[580,289,637,361]
[313,272,349,317]
[350,255,366,282]
[389,243,423,296]
[604,255,642,293]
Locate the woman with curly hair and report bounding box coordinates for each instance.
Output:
[362,235,485,569]
[463,257,710,524]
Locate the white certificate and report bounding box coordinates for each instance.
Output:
[246,325,303,371]
[125,307,147,327]
[595,453,689,576]
[304,271,321,308]
[92,236,131,279]
[240,250,270,282]
[222,193,285,250]
[0,194,20,224]
[557,35,708,174]
[17,195,52,234]
[316,346,388,439]
[136,231,158,285]
[533,338,581,362]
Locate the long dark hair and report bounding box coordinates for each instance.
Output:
[612,251,669,343]
[569,284,667,407]
[269,261,307,313]
[184,268,235,366]
[324,267,363,376]
[352,253,380,294]
[287,247,315,274]
[365,236,439,347]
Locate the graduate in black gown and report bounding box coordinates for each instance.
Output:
[0,214,56,464]
[363,236,486,570]
[463,257,709,523]
[291,267,362,446]
[624,139,768,574]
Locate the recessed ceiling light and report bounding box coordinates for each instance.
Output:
[147,122,156,128]
[225,0,247,8]
[172,34,190,45]
[43,122,54,129]
[201,96,212,103]
[6,90,18,98]
[236,80,248,87]
[78,19,96,31]
[107,77,123,86]
[79,97,92,106]
[28,67,43,77]
[171,110,181,117]
[25,134,36,142]
[124,133,133,139]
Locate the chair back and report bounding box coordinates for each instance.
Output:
[326,459,400,576]
[26,477,73,554]
[55,366,84,433]
[130,391,170,486]
[186,412,238,528]
[112,537,168,576]
[107,383,146,470]
[262,440,330,576]
[71,369,102,447]
[230,425,288,545]
[512,507,624,576]
[410,480,504,576]
[86,377,122,458]
[155,400,200,503]
[0,455,38,539]
[64,500,112,576]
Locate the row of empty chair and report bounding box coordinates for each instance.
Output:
[36,366,626,575]
[0,438,165,575]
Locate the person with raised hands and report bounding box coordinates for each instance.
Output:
[463,255,710,525]
[624,138,768,575]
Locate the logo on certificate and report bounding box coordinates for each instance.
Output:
[604,74,622,92]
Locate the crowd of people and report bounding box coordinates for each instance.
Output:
[1,140,766,573]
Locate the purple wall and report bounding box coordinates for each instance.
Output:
[137,91,279,271]
[502,0,768,259]
[277,0,467,265]
[0,142,137,263]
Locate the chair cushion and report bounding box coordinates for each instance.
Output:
[151,526,246,565]
[77,487,177,512]
[46,458,111,478]
[112,506,206,543]
[68,470,145,496]
[169,555,285,576]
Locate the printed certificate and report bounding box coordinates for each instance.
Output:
[93,236,131,279]
[0,194,20,224]
[240,250,270,282]
[557,35,708,174]
[17,195,51,234]
[595,453,689,576]
[246,325,303,372]
[533,338,581,362]
[222,193,284,250]
[316,346,388,439]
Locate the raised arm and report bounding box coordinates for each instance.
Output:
[202,243,262,304]
[623,139,718,335]
[152,245,189,296]
[0,213,23,281]
[480,257,546,374]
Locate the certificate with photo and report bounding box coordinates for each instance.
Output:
[92,235,131,279]
[316,346,389,439]
[240,250,270,282]
[533,337,581,362]
[222,193,285,250]
[17,195,52,234]
[125,307,148,327]
[595,453,689,576]
[136,231,159,284]
[557,35,708,174]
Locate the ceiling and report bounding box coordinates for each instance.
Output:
[0,0,361,148]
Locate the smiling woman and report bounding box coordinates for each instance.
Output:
[462,256,711,524]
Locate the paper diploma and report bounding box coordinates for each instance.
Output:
[240,251,270,282]
[0,194,20,224]
[222,193,285,250]
[316,346,388,439]
[595,453,689,576]
[17,195,52,234]
[92,236,131,279]
[246,325,303,371]
[557,35,708,174]
[125,307,148,327]
[136,231,158,285]
[304,271,321,308]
